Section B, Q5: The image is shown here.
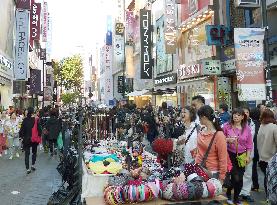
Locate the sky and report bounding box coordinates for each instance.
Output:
[47,0,116,60]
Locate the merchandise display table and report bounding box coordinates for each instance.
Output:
[85,195,227,205]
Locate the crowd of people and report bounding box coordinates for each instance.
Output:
[0,96,276,205]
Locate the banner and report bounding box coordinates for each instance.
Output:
[16,0,30,10]
[156,16,173,74]
[104,45,113,104]
[116,0,124,22]
[181,0,211,22]
[140,9,153,79]
[40,48,46,60]
[106,16,113,45]
[30,3,41,41]
[126,11,135,43]
[113,35,124,74]
[42,1,48,42]
[53,81,57,102]
[30,69,41,94]
[234,28,266,101]
[164,0,176,54]
[14,10,29,80]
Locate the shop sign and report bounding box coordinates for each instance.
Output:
[126,11,135,43]
[235,0,260,8]
[202,60,221,75]
[234,28,266,101]
[40,48,46,60]
[0,53,13,78]
[30,69,41,94]
[14,10,29,80]
[115,23,124,36]
[42,1,48,42]
[206,25,228,46]
[118,76,124,93]
[222,59,236,72]
[30,3,41,41]
[13,81,26,94]
[116,0,124,22]
[53,81,57,102]
[221,46,235,61]
[106,16,113,45]
[178,64,201,80]
[16,0,30,10]
[140,9,153,79]
[164,0,176,54]
[181,0,211,22]
[155,73,177,86]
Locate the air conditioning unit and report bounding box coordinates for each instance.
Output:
[236,0,260,7]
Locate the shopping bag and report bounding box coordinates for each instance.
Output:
[31,118,42,143]
[57,132,63,150]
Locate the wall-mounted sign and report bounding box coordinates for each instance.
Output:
[178,64,201,80]
[118,76,124,93]
[222,59,236,72]
[42,1,48,42]
[206,25,228,46]
[16,0,30,10]
[202,60,222,75]
[30,3,41,41]
[14,10,29,80]
[235,0,260,7]
[0,53,13,79]
[40,48,46,60]
[140,9,153,79]
[53,81,57,102]
[155,73,177,86]
[30,69,41,94]
[181,0,211,22]
[115,23,124,36]
[164,0,176,54]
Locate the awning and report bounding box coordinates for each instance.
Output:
[126,89,150,97]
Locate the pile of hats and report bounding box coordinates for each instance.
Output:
[104,180,161,205]
[162,178,222,201]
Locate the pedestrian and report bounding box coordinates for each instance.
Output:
[5,112,20,159]
[223,108,253,205]
[176,106,199,164]
[257,108,277,199]
[45,108,62,156]
[191,95,205,125]
[239,106,255,202]
[195,105,228,182]
[249,107,261,191]
[266,152,277,205]
[218,103,230,126]
[19,107,42,174]
[0,112,8,157]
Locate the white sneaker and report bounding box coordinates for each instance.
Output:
[227,199,234,205]
[0,153,2,157]
[16,153,20,158]
[9,156,13,160]
[4,150,7,155]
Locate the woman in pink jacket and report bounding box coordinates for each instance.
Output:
[223,108,253,205]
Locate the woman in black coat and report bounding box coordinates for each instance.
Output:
[19,107,42,174]
[45,109,62,156]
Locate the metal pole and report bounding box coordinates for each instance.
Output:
[78,109,83,188]
[122,0,126,99]
[42,60,45,108]
[261,0,273,105]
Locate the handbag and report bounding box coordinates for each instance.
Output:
[197,131,218,179]
[31,118,42,143]
[223,172,232,188]
[57,132,63,150]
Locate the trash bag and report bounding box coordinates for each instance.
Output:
[57,132,63,150]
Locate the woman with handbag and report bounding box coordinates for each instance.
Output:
[223,108,253,205]
[19,107,42,174]
[195,105,228,183]
[5,112,20,159]
[0,112,8,157]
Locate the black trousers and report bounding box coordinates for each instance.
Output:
[24,143,38,170]
[48,139,57,154]
[227,151,246,202]
[259,161,268,197]
[252,158,259,189]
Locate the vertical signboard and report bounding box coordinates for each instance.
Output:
[53,81,57,102]
[181,0,211,22]
[30,69,41,94]
[42,1,48,42]
[126,11,135,43]
[30,3,41,41]
[164,0,176,54]
[16,0,31,10]
[104,45,113,104]
[234,28,266,101]
[116,0,124,22]
[106,16,113,45]
[140,9,153,79]
[14,10,29,80]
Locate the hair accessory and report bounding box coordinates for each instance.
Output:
[186,181,196,200]
[162,183,174,200]
[202,182,209,198]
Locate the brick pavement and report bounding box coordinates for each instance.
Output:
[0,150,61,205]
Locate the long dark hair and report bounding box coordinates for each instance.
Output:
[230,108,248,133]
[27,107,34,118]
[197,105,222,131]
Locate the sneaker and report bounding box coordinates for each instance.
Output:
[16,153,20,158]
[227,199,234,205]
[26,169,31,174]
[9,156,13,160]
[251,186,259,192]
[4,150,7,155]
[234,201,243,205]
[241,195,255,202]
[0,153,2,157]
[31,166,36,171]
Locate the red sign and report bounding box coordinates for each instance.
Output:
[30,3,41,41]
[16,0,31,10]
[181,0,211,22]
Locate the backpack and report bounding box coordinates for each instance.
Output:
[31,118,41,143]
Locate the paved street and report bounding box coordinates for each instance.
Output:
[0,149,267,205]
[0,149,61,205]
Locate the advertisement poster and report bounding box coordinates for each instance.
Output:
[182,19,213,65]
[140,9,153,79]
[234,28,266,101]
[14,10,29,80]
[156,16,173,74]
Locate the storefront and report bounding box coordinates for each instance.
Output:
[127,89,152,108]
[154,73,177,107]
